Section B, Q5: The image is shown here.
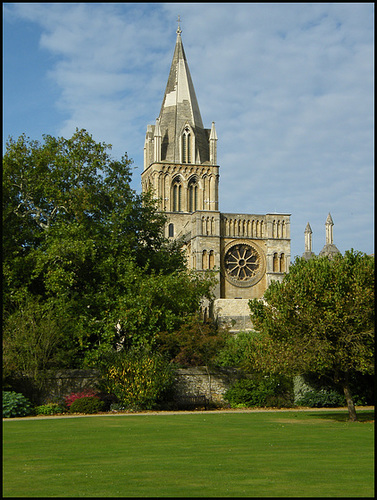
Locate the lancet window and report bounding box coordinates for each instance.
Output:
[202,249,215,270]
[182,127,191,163]
[202,250,208,269]
[172,177,182,212]
[273,252,286,273]
[188,177,198,212]
[209,250,215,270]
[273,253,279,272]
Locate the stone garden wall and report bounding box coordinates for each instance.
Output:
[42,369,102,403]
[26,367,241,405]
[172,366,240,403]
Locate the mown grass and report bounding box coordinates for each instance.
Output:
[3,410,374,497]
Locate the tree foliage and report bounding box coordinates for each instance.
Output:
[99,349,175,410]
[248,251,374,420]
[157,316,228,367]
[3,130,216,378]
[2,296,73,383]
[215,331,256,368]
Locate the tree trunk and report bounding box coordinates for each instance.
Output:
[342,378,357,422]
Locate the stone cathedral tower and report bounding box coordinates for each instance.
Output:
[142,23,291,328]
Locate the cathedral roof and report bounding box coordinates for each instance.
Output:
[302,251,316,261]
[319,243,341,259]
[157,27,210,163]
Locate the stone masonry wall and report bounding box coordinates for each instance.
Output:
[43,369,102,403]
[28,367,241,405]
[172,366,240,403]
[214,298,254,332]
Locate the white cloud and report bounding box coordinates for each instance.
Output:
[3,2,374,259]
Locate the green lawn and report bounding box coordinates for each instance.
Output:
[2,410,374,497]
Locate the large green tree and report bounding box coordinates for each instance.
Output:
[156,316,228,368]
[248,250,374,421]
[3,130,215,377]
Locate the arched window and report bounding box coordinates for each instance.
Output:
[280,253,285,272]
[225,218,229,236]
[209,250,215,270]
[172,177,182,212]
[273,253,279,272]
[188,177,198,212]
[202,250,208,269]
[182,127,191,163]
[168,223,174,238]
[202,216,206,235]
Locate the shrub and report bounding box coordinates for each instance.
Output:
[157,317,227,367]
[352,393,369,406]
[34,403,66,415]
[216,331,255,367]
[224,375,293,408]
[3,391,33,418]
[64,390,98,408]
[110,402,126,412]
[296,389,345,408]
[69,396,105,414]
[101,349,175,410]
[296,371,374,407]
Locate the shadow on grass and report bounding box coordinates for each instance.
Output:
[309,410,374,423]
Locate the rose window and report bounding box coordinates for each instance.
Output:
[224,243,261,284]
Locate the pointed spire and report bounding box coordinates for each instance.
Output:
[326,213,334,225]
[319,212,340,259]
[144,24,216,167]
[159,28,203,127]
[209,121,218,164]
[325,212,334,245]
[209,121,218,141]
[153,117,162,162]
[304,222,312,233]
[154,117,161,137]
[304,222,313,252]
[144,124,154,170]
[302,222,315,260]
[157,25,207,163]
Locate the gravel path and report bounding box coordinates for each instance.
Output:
[4,406,374,421]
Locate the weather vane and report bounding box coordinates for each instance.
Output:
[177,15,182,34]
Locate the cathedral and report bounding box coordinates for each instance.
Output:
[141,23,291,329]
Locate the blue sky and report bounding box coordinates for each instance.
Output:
[3,2,374,259]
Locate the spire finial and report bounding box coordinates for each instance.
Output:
[325,213,334,245]
[177,15,182,35]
